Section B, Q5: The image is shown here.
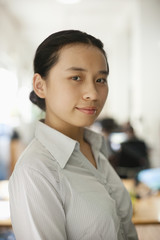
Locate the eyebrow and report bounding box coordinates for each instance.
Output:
[66,67,109,75]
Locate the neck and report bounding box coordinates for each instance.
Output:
[44,118,85,144]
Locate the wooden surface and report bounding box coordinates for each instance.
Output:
[122,179,160,225]
[0,218,11,227]
[132,193,160,224]
[135,224,160,240]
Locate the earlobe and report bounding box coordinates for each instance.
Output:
[33,73,46,99]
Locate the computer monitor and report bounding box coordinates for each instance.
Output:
[137,168,160,190]
[109,132,128,152]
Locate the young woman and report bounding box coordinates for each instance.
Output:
[9,30,138,240]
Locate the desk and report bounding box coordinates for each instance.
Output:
[132,193,160,224]
[135,225,160,240]
[0,218,11,227]
[122,179,160,224]
[122,179,160,240]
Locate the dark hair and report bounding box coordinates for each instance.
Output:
[30,29,109,111]
[101,118,118,133]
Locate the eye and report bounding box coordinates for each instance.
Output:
[72,76,81,81]
[96,78,107,84]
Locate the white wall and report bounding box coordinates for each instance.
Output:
[102,0,160,167]
[130,0,160,167]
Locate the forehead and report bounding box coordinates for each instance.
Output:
[57,43,107,68]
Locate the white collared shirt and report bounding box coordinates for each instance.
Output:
[9,121,138,240]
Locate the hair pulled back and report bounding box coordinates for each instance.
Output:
[29,29,109,111]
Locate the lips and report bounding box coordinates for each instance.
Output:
[75,107,97,115]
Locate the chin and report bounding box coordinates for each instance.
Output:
[75,119,96,128]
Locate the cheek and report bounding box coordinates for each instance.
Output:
[105,87,109,100]
[47,88,77,109]
[100,87,109,103]
[61,89,78,103]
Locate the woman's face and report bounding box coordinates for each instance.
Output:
[40,44,109,131]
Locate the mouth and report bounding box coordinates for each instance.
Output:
[75,107,97,115]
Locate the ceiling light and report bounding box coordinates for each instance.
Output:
[57,0,81,4]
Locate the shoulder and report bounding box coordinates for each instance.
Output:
[12,137,60,183]
[9,137,63,203]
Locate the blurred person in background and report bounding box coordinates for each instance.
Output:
[0,123,23,180]
[10,129,24,176]
[0,123,14,180]
[100,117,120,167]
[114,122,150,179]
[9,30,138,240]
[100,117,118,155]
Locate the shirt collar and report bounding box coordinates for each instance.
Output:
[35,120,104,169]
[84,128,102,153]
[35,120,77,168]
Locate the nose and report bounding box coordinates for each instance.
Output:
[82,82,98,101]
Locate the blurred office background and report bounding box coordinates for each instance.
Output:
[0,0,160,179]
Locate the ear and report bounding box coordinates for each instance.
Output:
[33,73,46,99]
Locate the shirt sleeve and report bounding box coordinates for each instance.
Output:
[9,166,67,240]
[105,161,139,240]
[101,138,138,240]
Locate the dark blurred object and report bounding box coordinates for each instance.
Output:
[11,131,20,141]
[101,118,118,135]
[100,118,120,160]
[0,124,12,180]
[99,119,150,178]
[0,123,24,180]
[99,117,125,170]
[10,130,24,176]
[115,123,150,178]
